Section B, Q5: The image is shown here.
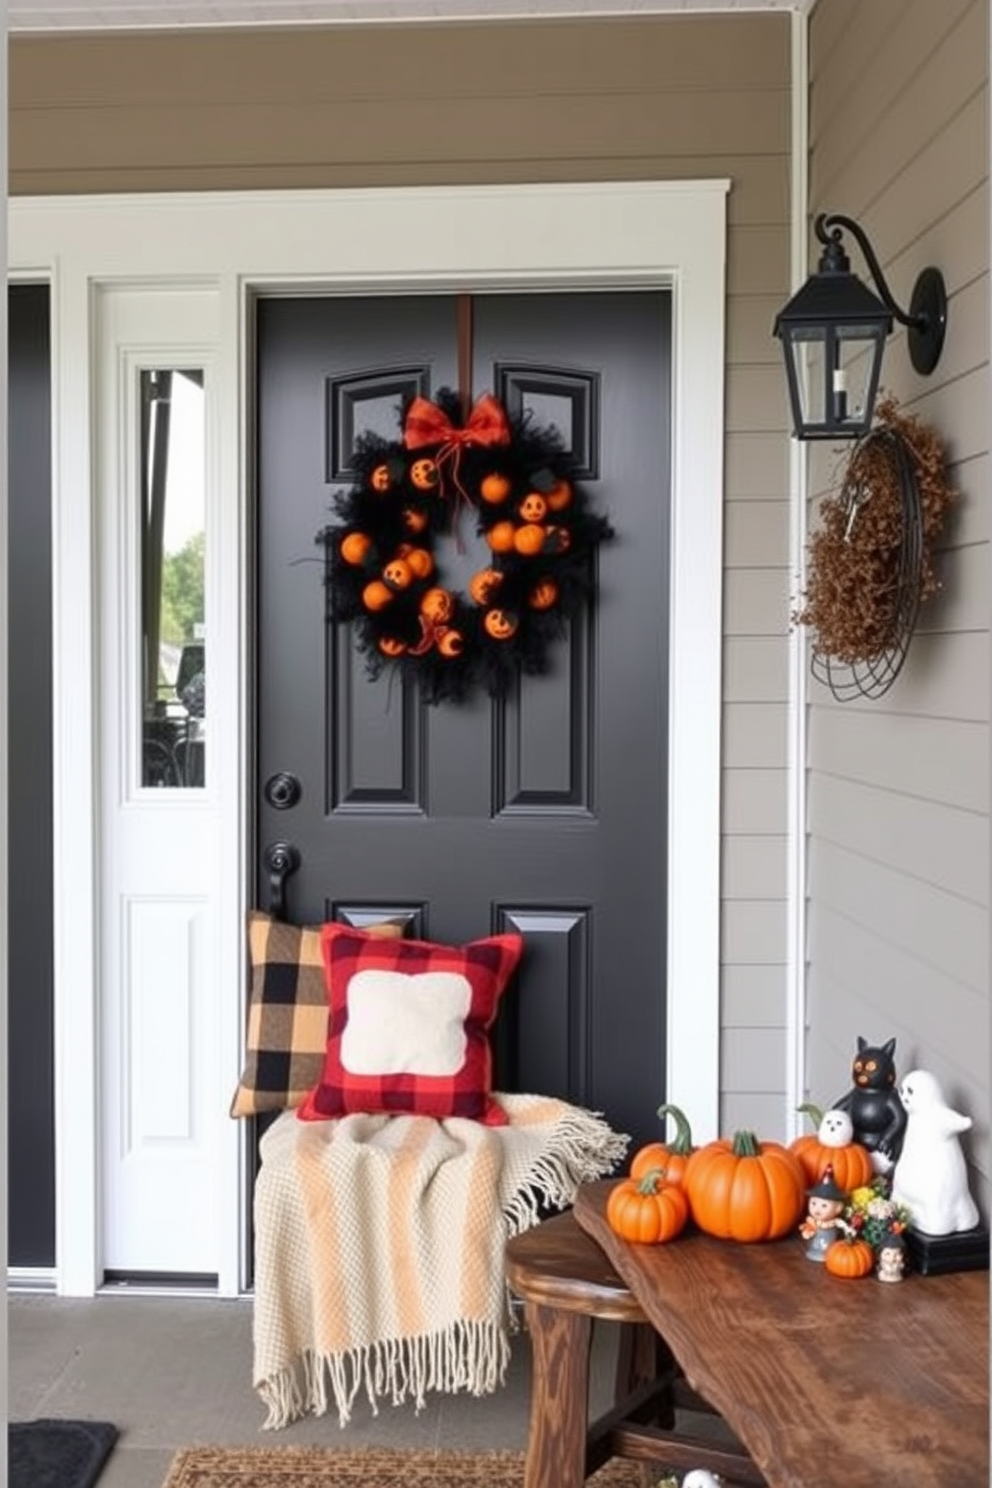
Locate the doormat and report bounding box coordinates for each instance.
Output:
[161,1446,654,1487]
[9,1418,119,1488]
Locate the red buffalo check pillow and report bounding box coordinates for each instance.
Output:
[296,923,524,1126]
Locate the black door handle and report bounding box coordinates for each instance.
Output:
[263,841,300,921]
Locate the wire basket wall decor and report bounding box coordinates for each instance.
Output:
[793,397,955,702]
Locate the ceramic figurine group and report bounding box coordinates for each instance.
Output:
[798,1037,983,1279]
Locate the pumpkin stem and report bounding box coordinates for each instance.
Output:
[636,1167,669,1194]
[796,1101,824,1130]
[654,1102,694,1155]
[730,1130,761,1158]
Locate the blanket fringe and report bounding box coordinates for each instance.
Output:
[501,1104,629,1235]
[258,1318,513,1430]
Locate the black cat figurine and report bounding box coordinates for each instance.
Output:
[833,1035,908,1171]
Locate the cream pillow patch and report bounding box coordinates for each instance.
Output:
[340,969,471,1076]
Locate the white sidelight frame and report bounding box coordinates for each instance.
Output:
[9,180,728,1295]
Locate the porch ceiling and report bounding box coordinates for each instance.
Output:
[10,0,813,31]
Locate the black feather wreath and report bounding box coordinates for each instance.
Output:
[317,387,613,705]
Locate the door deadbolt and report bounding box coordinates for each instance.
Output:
[264,771,302,810]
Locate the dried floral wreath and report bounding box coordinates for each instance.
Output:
[793,395,956,700]
[318,388,613,704]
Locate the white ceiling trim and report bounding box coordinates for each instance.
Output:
[11,0,813,32]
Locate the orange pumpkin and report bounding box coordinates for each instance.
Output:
[487,521,517,554]
[789,1104,874,1192]
[479,472,512,505]
[378,636,408,657]
[340,531,372,566]
[528,578,559,611]
[470,568,504,605]
[545,477,573,512]
[484,608,519,640]
[409,458,440,492]
[518,493,548,523]
[402,506,429,535]
[513,523,547,556]
[383,557,414,592]
[436,628,465,658]
[606,1170,689,1245]
[362,580,394,613]
[401,547,434,581]
[370,463,394,493]
[684,1130,806,1242]
[630,1103,696,1189]
[824,1237,875,1279]
[420,587,455,624]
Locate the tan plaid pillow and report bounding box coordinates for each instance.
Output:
[229,911,403,1118]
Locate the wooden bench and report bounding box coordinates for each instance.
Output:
[505,1209,766,1488]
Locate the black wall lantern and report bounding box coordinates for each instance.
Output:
[773,212,947,440]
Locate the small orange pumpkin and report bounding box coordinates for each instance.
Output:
[528,578,559,611]
[484,608,519,640]
[383,557,414,592]
[479,472,512,505]
[378,636,408,657]
[487,521,517,554]
[606,1169,689,1245]
[470,568,504,605]
[789,1104,874,1192]
[684,1130,806,1242]
[409,457,440,492]
[402,506,429,535]
[401,547,434,581]
[630,1103,696,1189]
[518,493,548,524]
[545,477,573,512]
[513,523,547,556]
[362,580,394,613]
[370,463,394,493]
[340,531,372,566]
[436,628,465,658]
[420,587,455,624]
[824,1236,875,1279]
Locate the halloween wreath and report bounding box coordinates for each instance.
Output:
[318,388,613,704]
[793,395,955,701]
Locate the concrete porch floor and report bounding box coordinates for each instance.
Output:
[9,1290,622,1488]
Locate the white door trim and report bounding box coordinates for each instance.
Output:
[9,180,728,1295]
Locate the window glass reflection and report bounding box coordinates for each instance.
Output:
[141,368,206,788]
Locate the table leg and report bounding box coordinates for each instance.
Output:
[522,1299,592,1488]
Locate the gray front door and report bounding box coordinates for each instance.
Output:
[254,290,670,1150]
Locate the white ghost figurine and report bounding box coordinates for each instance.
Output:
[891,1070,980,1236]
[682,1473,722,1488]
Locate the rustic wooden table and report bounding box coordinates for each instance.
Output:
[574,1180,990,1488]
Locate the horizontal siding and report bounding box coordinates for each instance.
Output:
[808,0,988,1215]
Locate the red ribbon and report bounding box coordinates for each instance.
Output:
[403,394,512,546]
[403,393,511,453]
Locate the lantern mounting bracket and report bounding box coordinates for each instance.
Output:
[816,213,947,376]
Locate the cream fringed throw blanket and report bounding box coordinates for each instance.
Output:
[253,1093,628,1429]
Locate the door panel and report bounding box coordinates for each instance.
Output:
[255,291,670,1150]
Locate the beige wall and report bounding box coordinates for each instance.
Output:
[806,0,990,1216]
[9,15,798,1137]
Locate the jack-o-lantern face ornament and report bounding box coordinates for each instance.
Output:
[370,463,394,493]
[378,636,408,657]
[383,557,414,592]
[518,492,548,524]
[409,458,440,492]
[469,568,503,606]
[528,578,559,611]
[484,608,519,641]
[420,587,455,624]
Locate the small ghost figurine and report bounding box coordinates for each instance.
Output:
[682,1474,722,1488]
[890,1070,980,1236]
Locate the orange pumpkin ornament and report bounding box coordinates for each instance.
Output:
[340,531,372,566]
[401,546,434,581]
[528,578,559,611]
[487,521,517,554]
[789,1104,874,1192]
[484,608,519,640]
[630,1103,696,1190]
[606,1169,689,1245]
[362,580,394,613]
[378,636,408,657]
[436,628,465,658]
[383,557,414,592]
[545,477,573,512]
[684,1130,806,1242]
[409,457,440,492]
[824,1236,875,1279]
[514,523,547,556]
[402,505,429,535]
[518,493,548,524]
[470,568,504,606]
[420,587,455,624]
[479,472,512,505]
[370,463,394,493]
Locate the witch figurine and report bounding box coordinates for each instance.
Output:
[799,1164,848,1262]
